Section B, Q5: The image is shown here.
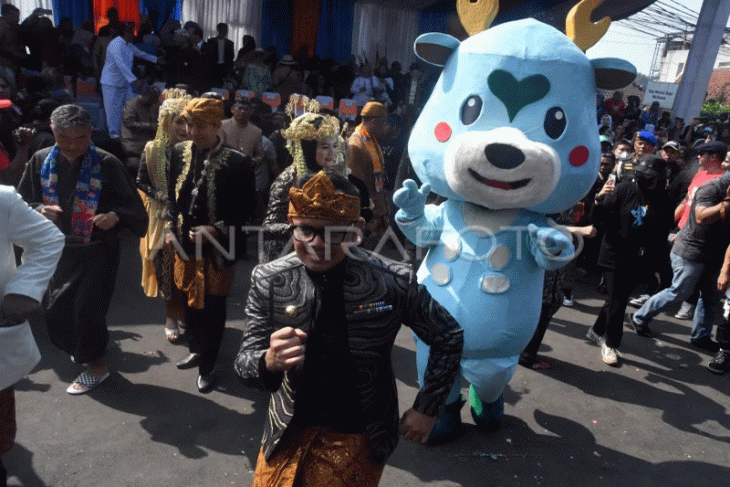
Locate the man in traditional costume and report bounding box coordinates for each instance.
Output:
[169,98,255,393]
[236,171,463,486]
[347,101,389,247]
[18,104,148,394]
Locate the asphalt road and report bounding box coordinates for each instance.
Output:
[5,233,730,486]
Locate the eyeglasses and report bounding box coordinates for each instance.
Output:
[292,225,355,244]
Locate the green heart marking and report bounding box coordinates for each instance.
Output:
[487,70,551,122]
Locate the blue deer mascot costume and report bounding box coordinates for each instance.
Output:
[394,0,637,439]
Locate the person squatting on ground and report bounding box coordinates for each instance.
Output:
[136,88,191,344]
[588,155,674,366]
[235,171,463,487]
[18,104,148,394]
[168,97,255,393]
[0,185,64,486]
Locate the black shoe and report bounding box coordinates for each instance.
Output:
[197,373,216,393]
[690,337,720,353]
[518,352,538,368]
[629,314,652,337]
[176,353,201,370]
[708,350,730,374]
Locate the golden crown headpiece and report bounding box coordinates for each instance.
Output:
[282,96,343,174]
[155,89,192,141]
[288,171,360,223]
[159,88,191,119]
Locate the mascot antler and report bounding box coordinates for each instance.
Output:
[566,0,611,51]
[457,0,499,36]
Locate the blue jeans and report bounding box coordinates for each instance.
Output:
[690,267,722,341]
[633,253,720,340]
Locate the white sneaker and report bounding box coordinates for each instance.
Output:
[586,328,605,347]
[601,343,619,366]
[629,294,650,307]
[674,302,695,320]
[563,296,574,307]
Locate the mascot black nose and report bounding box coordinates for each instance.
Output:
[484,143,525,170]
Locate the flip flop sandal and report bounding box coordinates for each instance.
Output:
[165,325,181,343]
[67,371,110,395]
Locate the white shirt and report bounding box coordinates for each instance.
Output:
[100,36,157,87]
[0,186,64,304]
[351,76,374,107]
[217,38,225,64]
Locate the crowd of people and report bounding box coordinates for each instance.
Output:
[518,91,730,374]
[2,4,730,486]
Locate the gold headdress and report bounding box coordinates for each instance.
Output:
[143,88,192,198]
[281,96,343,175]
[288,171,360,223]
[156,88,191,142]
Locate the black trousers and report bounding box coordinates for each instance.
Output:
[185,295,228,375]
[522,305,553,357]
[717,316,730,351]
[592,266,637,349]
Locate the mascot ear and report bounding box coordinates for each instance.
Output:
[414,32,461,67]
[592,58,637,90]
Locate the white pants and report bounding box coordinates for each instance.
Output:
[101,84,134,139]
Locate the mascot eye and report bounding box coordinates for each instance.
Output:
[461,95,482,125]
[544,107,567,139]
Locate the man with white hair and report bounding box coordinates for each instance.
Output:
[18,104,147,395]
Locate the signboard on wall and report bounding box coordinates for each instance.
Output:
[644,81,679,109]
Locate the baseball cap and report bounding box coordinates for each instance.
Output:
[662,141,680,151]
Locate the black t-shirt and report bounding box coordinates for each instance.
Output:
[667,160,699,206]
[593,181,674,270]
[673,172,730,266]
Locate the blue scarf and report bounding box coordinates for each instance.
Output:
[41,144,102,243]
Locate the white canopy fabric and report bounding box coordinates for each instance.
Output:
[181,0,262,54]
[352,1,420,70]
[15,0,54,26]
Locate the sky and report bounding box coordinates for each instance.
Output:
[585,0,724,76]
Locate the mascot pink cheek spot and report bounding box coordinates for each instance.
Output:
[569,146,589,167]
[435,122,452,142]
